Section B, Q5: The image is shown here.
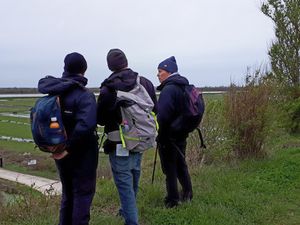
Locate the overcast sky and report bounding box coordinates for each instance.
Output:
[0,0,274,88]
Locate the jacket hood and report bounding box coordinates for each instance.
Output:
[157,73,189,91]
[100,68,137,92]
[38,72,87,95]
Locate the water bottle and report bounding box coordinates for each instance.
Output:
[122,120,130,132]
[50,117,60,129]
[49,117,60,144]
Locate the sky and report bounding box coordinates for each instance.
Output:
[0,0,274,88]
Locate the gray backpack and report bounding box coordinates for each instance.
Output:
[116,76,157,152]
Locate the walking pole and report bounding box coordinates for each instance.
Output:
[196,127,206,149]
[151,145,158,184]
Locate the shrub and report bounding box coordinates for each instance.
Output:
[224,69,271,159]
[264,76,300,134]
[282,97,300,133]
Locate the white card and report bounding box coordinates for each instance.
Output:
[116,144,129,157]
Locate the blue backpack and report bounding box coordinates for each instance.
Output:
[30,95,68,153]
[171,84,205,135]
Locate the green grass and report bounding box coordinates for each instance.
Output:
[134,144,300,225]
[0,140,35,153]
[0,98,34,114]
[4,161,58,180]
[0,140,58,179]
[0,115,30,123]
[0,122,32,139]
[0,96,299,224]
[1,138,299,225]
[203,93,224,101]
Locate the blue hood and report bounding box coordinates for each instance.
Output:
[157,73,189,91]
[38,72,87,95]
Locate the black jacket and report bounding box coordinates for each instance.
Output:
[156,73,189,143]
[97,68,157,134]
[38,72,98,153]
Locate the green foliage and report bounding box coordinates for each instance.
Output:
[282,97,300,133]
[261,0,300,133]
[261,0,300,97]
[266,79,300,134]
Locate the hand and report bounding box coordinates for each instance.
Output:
[52,150,68,160]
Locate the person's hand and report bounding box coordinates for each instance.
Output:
[52,150,68,160]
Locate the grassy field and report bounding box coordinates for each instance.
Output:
[0,97,60,179]
[0,95,299,224]
[0,134,299,225]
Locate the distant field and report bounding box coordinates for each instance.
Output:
[0,96,118,180]
[0,93,221,179]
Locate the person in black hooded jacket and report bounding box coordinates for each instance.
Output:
[156,56,193,208]
[97,49,157,225]
[38,52,98,225]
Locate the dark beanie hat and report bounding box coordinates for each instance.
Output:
[158,56,178,74]
[64,52,87,74]
[107,48,128,72]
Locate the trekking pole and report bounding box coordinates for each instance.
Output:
[196,127,206,149]
[151,145,159,184]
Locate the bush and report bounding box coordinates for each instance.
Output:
[224,70,271,159]
[265,76,300,134]
[283,97,300,133]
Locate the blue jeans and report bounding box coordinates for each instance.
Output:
[109,150,142,225]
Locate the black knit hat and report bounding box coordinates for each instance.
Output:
[64,52,87,74]
[107,48,128,72]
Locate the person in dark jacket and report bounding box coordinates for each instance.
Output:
[97,48,157,225]
[38,52,99,225]
[156,56,193,208]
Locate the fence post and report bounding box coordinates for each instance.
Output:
[0,157,3,167]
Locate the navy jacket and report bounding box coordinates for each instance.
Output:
[38,72,98,153]
[97,68,157,135]
[156,73,189,143]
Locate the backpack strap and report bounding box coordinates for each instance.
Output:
[196,127,206,148]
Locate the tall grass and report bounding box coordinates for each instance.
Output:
[0,180,60,225]
[224,70,272,159]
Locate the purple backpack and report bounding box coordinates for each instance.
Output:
[171,84,205,134]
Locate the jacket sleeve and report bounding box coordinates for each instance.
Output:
[97,86,120,128]
[157,85,177,143]
[68,91,97,147]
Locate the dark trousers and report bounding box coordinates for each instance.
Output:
[159,139,192,204]
[55,147,98,225]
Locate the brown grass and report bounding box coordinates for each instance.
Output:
[224,71,271,159]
